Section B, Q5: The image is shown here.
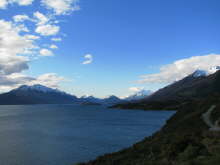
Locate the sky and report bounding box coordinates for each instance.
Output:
[0,0,220,98]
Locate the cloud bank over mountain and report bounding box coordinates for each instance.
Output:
[139,54,220,84]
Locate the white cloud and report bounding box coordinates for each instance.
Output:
[35,24,60,36]
[0,19,42,91]
[50,44,58,49]
[16,24,29,32]
[33,11,60,37]
[24,34,40,40]
[0,56,29,75]
[28,73,65,88]
[39,48,53,56]
[11,0,34,6]
[139,54,220,84]
[41,0,80,15]
[13,14,30,22]
[0,20,35,74]
[1,73,35,85]
[51,37,62,42]
[0,20,31,52]
[0,0,34,9]
[33,11,49,25]
[129,87,144,92]
[82,54,93,65]
[0,0,7,9]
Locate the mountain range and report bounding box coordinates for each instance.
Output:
[0,84,125,105]
[0,66,219,106]
[80,95,124,105]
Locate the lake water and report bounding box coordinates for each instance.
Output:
[0,105,175,165]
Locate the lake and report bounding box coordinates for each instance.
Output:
[0,104,175,165]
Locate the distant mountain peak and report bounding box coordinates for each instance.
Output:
[81,95,95,99]
[209,66,220,74]
[16,84,63,94]
[106,95,119,99]
[192,69,208,78]
[0,84,78,105]
[191,66,220,78]
[136,89,152,96]
[79,95,123,105]
[125,89,152,101]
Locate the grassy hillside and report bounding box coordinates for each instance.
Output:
[76,95,220,165]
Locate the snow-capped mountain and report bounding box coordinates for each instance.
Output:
[125,90,152,101]
[16,84,63,94]
[208,66,220,74]
[0,84,78,105]
[192,66,220,78]
[192,70,208,78]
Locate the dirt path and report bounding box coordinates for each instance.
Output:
[202,105,220,131]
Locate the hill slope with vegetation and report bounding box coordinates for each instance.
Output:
[77,94,220,165]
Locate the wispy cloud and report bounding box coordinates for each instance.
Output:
[0,0,34,9]
[41,0,80,15]
[51,37,62,42]
[28,73,65,88]
[82,54,93,65]
[138,54,220,84]
[13,14,30,22]
[50,44,58,49]
[39,49,54,56]
[129,87,144,92]
[35,24,60,36]
[33,11,50,25]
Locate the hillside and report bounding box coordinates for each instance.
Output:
[77,94,220,165]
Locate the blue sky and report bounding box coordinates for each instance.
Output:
[0,0,220,97]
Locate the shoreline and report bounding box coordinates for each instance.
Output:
[76,96,220,165]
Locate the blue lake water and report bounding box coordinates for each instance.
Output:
[0,105,175,165]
